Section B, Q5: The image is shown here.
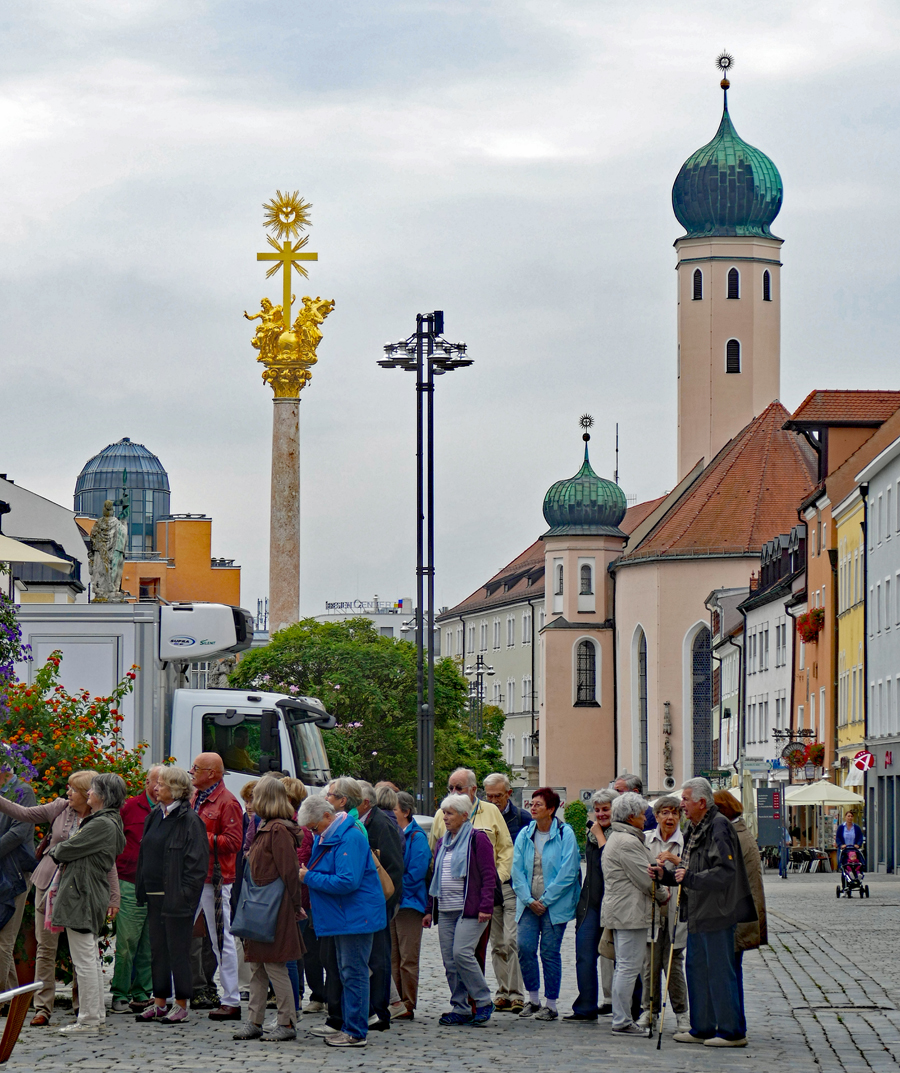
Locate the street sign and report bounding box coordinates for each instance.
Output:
[757,786,784,847]
[580,790,595,804]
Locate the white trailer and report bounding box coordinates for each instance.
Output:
[13,602,334,797]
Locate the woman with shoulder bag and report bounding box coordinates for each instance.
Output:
[0,769,119,1027]
[134,766,209,1025]
[232,778,305,1042]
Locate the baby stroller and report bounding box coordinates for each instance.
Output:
[836,846,869,898]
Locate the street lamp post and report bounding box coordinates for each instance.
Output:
[379,312,471,813]
[464,654,495,739]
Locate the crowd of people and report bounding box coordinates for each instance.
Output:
[0,757,767,1049]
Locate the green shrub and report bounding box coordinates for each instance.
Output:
[564,799,588,854]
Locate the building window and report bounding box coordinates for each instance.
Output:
[575,640,597,704]
[521,733,530,760]
[692,627,713,776]
[692,268,703,300]
[727,267,740,299]
[555,563,564,595]
[580,564,593,595]
[457,625,464,656]
[763,269,771,301]
[726,339,741,374]
[139,577,160,600]
[507,679,516,712]
[189,661,211,689]
[479,622,487,651]
[506,736,514,764]
[507,617,515,647]
[380,626,394,638]
[539,608,546,630]
[523,676,532,710]
[493,620,501,649]
[467,626,475,653]
[523,610,532,643]
[637,630,648,787]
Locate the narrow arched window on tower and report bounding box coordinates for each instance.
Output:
[763,270,772,302]
[727,267,740,299]
[555,563,564,596]
[692,268,703,300]
[726,339,741,373]
[576,640,596,704]
[580,564,593,595]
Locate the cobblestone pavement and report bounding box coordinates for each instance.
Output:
[8,872,900,1071]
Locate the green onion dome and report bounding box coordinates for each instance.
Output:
[672,90,782,239]
[543,440,627,536]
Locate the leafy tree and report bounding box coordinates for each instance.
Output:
[564,799,588,854]
[230,618,510,807]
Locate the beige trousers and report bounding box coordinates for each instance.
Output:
[0,875,31,992]
[248,961,295,1027]
[490,881,524,1000]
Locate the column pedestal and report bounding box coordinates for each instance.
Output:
[269,397,300,632]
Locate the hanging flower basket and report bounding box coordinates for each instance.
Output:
[796,608,825,644]
[805,742,825,767]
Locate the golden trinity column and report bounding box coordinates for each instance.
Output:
[244,192,334,632]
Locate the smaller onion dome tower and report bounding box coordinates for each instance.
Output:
[539,416,622,799]
[74,438,171,556]
[672,53,784,482]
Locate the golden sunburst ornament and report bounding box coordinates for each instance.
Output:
[262,190,313,241]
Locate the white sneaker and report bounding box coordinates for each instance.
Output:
[636,1010,652,1028]
[308,1023,342,1037]
[675,1012,691,1032]
[58,1023,102,1035]
[303,1000,326,1014]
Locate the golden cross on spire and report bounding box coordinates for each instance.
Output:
[256,191,317,328]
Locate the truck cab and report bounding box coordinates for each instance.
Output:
[169,687,334,801]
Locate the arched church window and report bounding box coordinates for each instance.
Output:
[727,267,740,299]
[580,564,593,595]
[637,630,648,786]
[692,268,703,300]
[763,270,772,302]
[555,563,564,596]
[726,339,741,374]
[576,640,596,704]
[692,627,712,775]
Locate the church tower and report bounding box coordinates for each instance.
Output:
[673,57,784,482]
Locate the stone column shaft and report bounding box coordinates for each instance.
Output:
[269,397,300,631]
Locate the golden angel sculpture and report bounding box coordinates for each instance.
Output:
[245,191,335,398]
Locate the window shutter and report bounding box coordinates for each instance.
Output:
[727,267,740,299]
[692,268,702,300]
[726,339,741,373]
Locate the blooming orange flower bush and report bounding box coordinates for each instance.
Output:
[0,652,148,802]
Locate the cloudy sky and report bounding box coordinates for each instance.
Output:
[2,0,899,618]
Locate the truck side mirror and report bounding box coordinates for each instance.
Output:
[259,709,280,775]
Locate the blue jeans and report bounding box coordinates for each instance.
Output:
[685,926,743,1040]
[286,960,300,1012]
[516,908,567,1001]
[333,932,373,1040]
[572,906,601,1014]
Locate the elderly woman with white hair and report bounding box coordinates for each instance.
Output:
[423,793,497,1026]
[599,791,669,1035]
[135,765,209,1025]
[298,792,386,1049]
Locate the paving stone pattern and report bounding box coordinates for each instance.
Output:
[11,872,900,1071]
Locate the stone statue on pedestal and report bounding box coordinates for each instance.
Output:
[89,500,128,603]
[207,655,237,688]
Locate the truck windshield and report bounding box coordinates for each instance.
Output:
[287,721,331,786]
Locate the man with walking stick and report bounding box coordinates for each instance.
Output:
[649,779,756,1049]
[639,796,689,1032]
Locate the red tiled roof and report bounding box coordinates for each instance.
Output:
[787,390,900,427]
[621,495,666,534]
[438,539,545,619]
[619,402,817,562]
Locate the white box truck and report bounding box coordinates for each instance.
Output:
[13,602,334,800]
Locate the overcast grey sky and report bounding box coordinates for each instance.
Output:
[2,0,898,616]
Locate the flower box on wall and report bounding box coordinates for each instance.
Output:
[796,608,825,644]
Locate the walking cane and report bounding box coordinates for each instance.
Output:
[648,879,657,1037]
[656,884,683,1050]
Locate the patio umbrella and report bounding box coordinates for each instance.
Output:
[785,778,864,807]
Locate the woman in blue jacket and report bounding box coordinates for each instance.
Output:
[836,810,866,869]
[511,788,581,1022]
[298,795,386,1049]
[390,791,431,1020]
